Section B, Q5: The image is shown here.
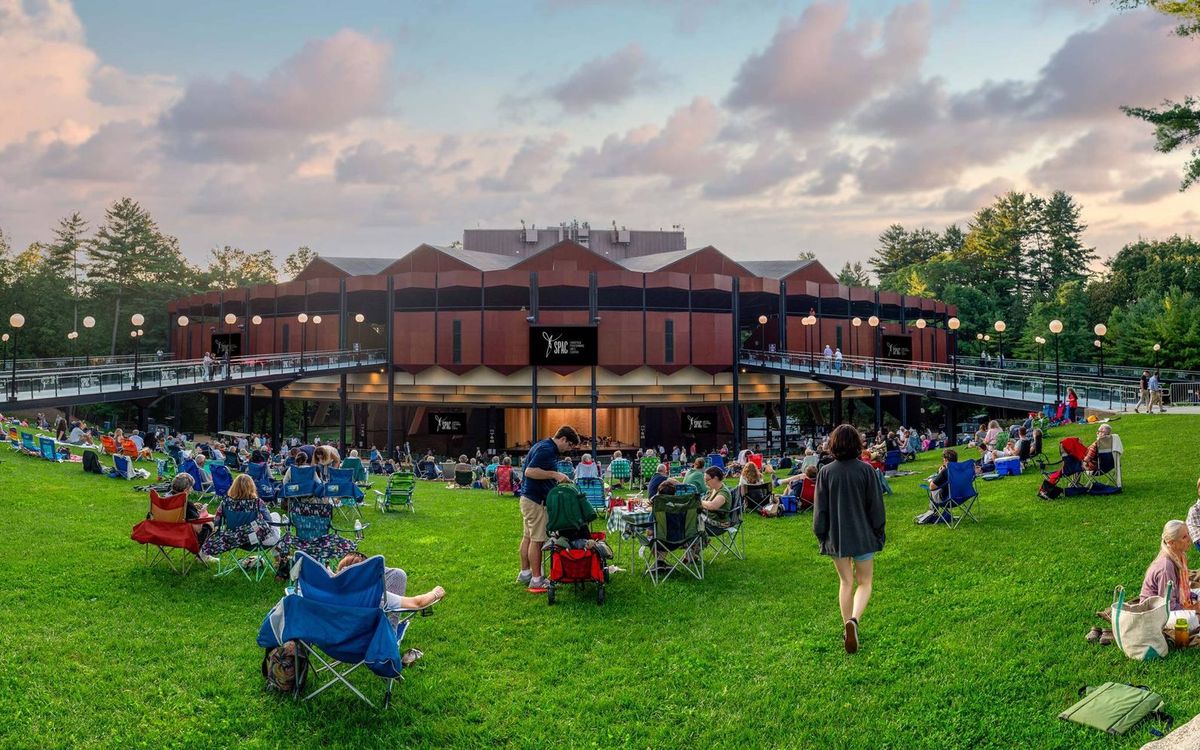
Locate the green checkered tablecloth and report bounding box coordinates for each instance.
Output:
[607,506,652,535]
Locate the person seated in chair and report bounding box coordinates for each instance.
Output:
[700,467,734,530]
[573,453,600,481]
[1084,423,1113,473]
[168,473,216,559]
[901,431,921,461]
[336,552,446,619]
[1142,520,1200,629]
[281,450,309,486]
[453,455,472,486]
[680,457,708,497]
[926,449,957,505]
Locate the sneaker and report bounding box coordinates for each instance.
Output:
[516,570,532,585]
[199,553,218,565]
[844,619,859,654]
[527,576,549,590]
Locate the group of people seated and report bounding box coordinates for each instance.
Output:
[1141,481,1200,632]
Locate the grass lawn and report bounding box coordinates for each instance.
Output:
[2,415,1199,749]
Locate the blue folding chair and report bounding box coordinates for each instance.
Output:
[706,453,725,470]
[39,436,60,462]
[247,461,279,503]
[280,465,322,505]
[884,450,903,472]
[324,467,366,522]
[20,432,38,456]
[112,453,137,480]
[257,551,430,708]
[210,463,235,501]
[178,459,215,502]
[576,477,606,515]
[206,497,278,581]
[925,460,980,528]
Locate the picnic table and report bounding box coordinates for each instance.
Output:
[607,504,653,569]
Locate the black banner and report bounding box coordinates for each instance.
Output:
[680,411,718,434]
[529,325,598,366]
[881,334,913,361]
[427,412,466,435]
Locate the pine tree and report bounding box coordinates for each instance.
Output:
[836,261,872,287]
[46,212,89,331]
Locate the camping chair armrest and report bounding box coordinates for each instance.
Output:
[387,603,437,624]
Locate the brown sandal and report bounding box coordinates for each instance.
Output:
[1098,628,1114,646]
[1085,626,1102,643]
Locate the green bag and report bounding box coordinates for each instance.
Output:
[1059,682,1173,737]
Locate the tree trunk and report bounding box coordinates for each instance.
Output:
[110,293,122,356]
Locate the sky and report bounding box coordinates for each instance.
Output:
[1,0,1197,271]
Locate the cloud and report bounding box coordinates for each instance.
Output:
[702,139,802,199]
[334,140,423,185]
[545,43,662,114]
[725,1,931,134]
[160,29,393,162]
[480,134,568,191]
[570,97,725,186]
[929,178,1014,212]
[1120,172,1180,204]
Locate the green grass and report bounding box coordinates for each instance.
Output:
[1,415,1198,749]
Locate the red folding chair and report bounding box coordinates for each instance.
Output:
[130,490,201,574]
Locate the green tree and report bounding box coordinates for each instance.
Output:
[1015,281,1095,364]
[45,212,89,331]
[1107,287,1200,369]
[870,225,943,279]
[201,246,278,289]
[283,246,318,279]
[88,198,191,355]
[836,261,871,287]
[1113,1,1200,189]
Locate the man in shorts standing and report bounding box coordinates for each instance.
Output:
[517,425,580,591]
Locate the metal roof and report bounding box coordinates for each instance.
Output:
[316,256,400,276]
[615,248,698,272]
[740,259,819,279]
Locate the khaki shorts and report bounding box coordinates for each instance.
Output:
[519,496,548,542]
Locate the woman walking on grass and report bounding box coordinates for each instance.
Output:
[813,424,886,654]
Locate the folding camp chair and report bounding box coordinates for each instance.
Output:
[884,450,903,472]
[257,551,432,708]
[924,460,980,528]
[706,453,725,470]
[634,490,705,585]
[157,457,178,483]
[556,459,574,477]
[374,471,415,513]
[210,463,235,501]
[739,482,774,512]
[39,436,60,462]
[607,458,632,487]
[494,464,516,496]
[206,496,279,581]
[130,489,201,574]
[453,469,473,487]
[112,453,138,480]
[342,456,369,487]
[324,467,366,522]
[639,455,659,490]
[121,439,140,459]
[276,499,357,569]
[1090,434,1124,491]
[706,488,746,563]
[1038,437,1091,498]
[576,477,606,516]
[20,432,38,456]
[279,465,322,507]
[100,435,118,456]
[247,461,280,504]
[178,459,216,503]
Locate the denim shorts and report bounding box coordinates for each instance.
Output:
[852,552,875,563]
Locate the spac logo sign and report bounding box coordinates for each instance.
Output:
[529,326,598,366]
[680,412,717,433]
[881,335,913,361]
[428,412,466,435]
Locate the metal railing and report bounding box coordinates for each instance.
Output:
[9,352,178,371]
[742,350,1140,412]
[1,349,387,404]
[955,356,1200,383]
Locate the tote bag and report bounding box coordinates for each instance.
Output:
[1112,584,1171,661]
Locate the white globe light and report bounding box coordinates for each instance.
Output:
[130,330,137,338]
[1093,339,1101,347]
[224,313,236,325]
[947,317,960,330]
[312,315,322,325]
[297,313,308,323]
[9,313,25,328]
[994,320,1006,333]
[1154,343,1161,352]
[852,317,861,327]
[67,331,77,340]
[1,333,7,342]
[355,313,365,323]
[868,316,879,327]
[1094,323,1107,337]
[915,318,927,329]
[130,313,145,326]
[984,334,991,341]
[976,333,983,340]
[83,316,96,329]
[1035,336,1045,345]
[137,329,144,336]
[251,315,262,325]
[1049,319,1063,334]
[177,315,189,327]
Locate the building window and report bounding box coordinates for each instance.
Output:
[281,324,289,354]
[452,319,462,364]
[665,319,675,364]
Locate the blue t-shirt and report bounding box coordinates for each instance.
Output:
[647,473,668,498]
[520,438,560,504]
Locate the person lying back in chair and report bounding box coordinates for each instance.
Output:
[926,449,957,504]
[336,552,446,615]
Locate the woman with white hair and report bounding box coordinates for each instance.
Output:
[573,453,600,481]
[1142,519,1200,629]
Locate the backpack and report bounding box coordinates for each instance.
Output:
[262,641,308,693]
[82,451,104,475]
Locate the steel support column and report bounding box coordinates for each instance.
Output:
[339,373,348,451]
[242,385,252,433]
[386,275,395,456]
[731,277,741,455]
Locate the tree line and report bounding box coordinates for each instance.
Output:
[0,198,316,361]
[837,188,1200,371]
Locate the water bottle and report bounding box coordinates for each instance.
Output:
[1175,617,1190,648]
[354,519,364,540]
